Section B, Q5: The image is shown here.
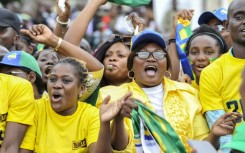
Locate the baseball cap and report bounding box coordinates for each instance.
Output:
[131,29,166,51]
[198,8,228,25]
[222,123,245,152]
[0,8,20,34]
[0,51,42,78]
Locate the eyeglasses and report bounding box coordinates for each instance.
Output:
[107,34,132,46]
[135,51,166,60]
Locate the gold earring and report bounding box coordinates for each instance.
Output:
[127,70,135,80]
[78,92,83,99]
[165,71,172,79]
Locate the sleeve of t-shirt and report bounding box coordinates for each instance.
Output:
[191,91,210,140]
[86,107,100,147]
[20,120,37,150]
[79,68,104,101]
[7,78,35,126]
[20,101,38,150]
[199,65,224,114]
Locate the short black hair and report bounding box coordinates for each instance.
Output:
[56,57,88,85]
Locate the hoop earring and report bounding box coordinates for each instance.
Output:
[165,71,172,79]
[127,70,135,80]
[77,92,83,99]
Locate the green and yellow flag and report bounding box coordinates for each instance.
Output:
[108,0,151,7]
[176,18,194,80]
[132,101,187,153]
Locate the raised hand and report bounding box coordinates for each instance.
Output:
[20,24,54,46]
[172,9,194,31]
[100,92,135,123]
[127,13,145,33]
[56,0,71,23]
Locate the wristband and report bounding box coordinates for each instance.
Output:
[54,38,62,51]
[168,38,176,45]
[56,16,70,25]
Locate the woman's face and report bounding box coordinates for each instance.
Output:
[103,42,130,85]
[47,63,84,116]
[188,35,220,79]
[37,51,59,85]
[132,43,167,88]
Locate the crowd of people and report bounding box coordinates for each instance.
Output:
[0,0,245,153]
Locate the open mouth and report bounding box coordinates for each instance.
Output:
[145,65,157,76]
[196,64,207,72]
[44,66,53,76]
[52,92,62,102]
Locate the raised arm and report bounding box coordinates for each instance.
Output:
[167,9,194,81]
[21,24,103,71]
[64,0,107,47]
[89,92,136,153]
[53,0,71,38]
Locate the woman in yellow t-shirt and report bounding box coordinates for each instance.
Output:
[20,57,132,153]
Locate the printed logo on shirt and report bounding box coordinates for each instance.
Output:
[0,113,7,122]
[226,99,243,123]
[7,53,17,60]
[72,138,87,149]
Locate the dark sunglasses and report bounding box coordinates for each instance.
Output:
[135,51,166,60]
[106,34,132,46]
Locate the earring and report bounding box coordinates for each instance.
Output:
[127,70,135,80]
[78,92,83,99]
[165,71,172,79]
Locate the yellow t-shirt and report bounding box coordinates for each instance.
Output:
[199,52,245,124]
[79,68,103,101]
[21,95,100,153]
[191,80,199,91]
[96,78,209,152]
[0,73,35,146]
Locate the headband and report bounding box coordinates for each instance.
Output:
[188,32,225,52]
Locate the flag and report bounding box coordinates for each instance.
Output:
[108,0,151,7]
[176,18,194,80]
[132,101,187,153]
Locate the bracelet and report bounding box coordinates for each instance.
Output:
[168,38,176,45]
[56,16,70,25]
[54,38,62,52]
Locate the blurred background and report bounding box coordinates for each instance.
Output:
[0,0,233,50]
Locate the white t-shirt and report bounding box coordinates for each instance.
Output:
[142,83,164,118]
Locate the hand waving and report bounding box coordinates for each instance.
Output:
[100,92,133,123]
[56,0,71,22]
[20,24,55,46]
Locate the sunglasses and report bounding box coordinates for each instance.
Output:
[135,51,166,60]
[106,34,132,46]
